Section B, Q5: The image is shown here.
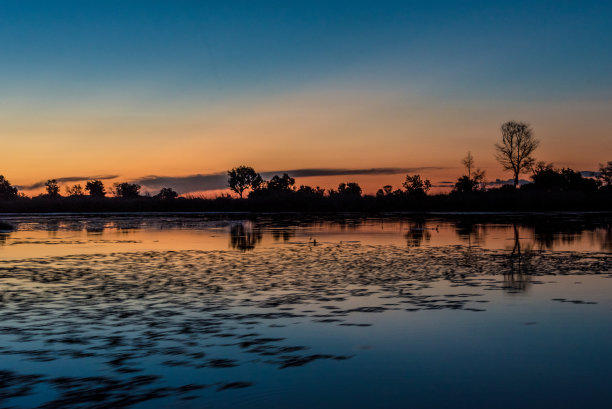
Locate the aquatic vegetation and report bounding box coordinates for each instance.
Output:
[0,240,610,407]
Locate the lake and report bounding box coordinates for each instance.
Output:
[0,213,611,408]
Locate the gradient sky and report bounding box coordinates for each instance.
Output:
[1,0,611,195]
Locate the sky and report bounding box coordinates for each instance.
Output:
[1,0,611,195]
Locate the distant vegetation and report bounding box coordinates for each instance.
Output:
[0,121,611,212]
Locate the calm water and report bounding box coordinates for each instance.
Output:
[0,213,611,408]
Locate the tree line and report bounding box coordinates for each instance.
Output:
[225,120,610,199]
[1,121,611,208]
[0,179,178,201]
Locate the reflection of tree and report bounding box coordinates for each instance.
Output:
[503,224,532,293]
[595,225,612,252]
[455,219,484,247]
[230,223,263,251]
[271,228,295,242]
[405,220,431,248]
[0,233,8,245]
[532,218,601,251]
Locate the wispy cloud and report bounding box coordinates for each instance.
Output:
[135,173,228,194]
[260,167,443,178]
[135,167,444,194]
[19,175,119,190]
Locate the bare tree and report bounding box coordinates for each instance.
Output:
[462,152,474,179]
[456,152,486,192]
[495,121,539,189]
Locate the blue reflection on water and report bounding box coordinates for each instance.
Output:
[0,215,610,408]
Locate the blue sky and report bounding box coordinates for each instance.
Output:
[3,1,610,99]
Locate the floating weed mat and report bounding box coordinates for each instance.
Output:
[0,244,610,407]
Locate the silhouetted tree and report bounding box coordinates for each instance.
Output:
[337,182,362,197]
[599,161,612,188]
[495,121,539,189]
[45,179,60,198]
[403,174,431,195]
[455,153,486,193]
[454,174,484,193]
[65,184,84,197]
[227,166,263,198]
[376,185,394,197]
[267,173,295,191]
[0,175,19,200]
[156,187,178,200]
[296,185,325,196]
[114,182,141,198]
[462,152,474,179]
[85,180,106,198]
[529,162,598,192]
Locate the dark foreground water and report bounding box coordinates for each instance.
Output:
[0,213,611,408]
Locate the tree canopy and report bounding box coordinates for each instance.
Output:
[0,175,19,200]
[495,121,539,189]
[227,166,263,198]
[85,180,106,198]
[114,182,141,198]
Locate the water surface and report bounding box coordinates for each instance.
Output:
[0,213,611,408]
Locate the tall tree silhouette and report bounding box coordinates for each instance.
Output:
[455,152,485,192]
[495,121,539,189]
[227,166,263,198]
[462,152,475,179]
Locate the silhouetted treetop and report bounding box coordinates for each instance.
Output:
[337,182,362,197]
[529,162,598,192]
[403,174,431,195]
[85,180,106,198]
[599,161,612,188]
[455,153,485,193]
[266,173,295,191]
[227,166,263,199]
[462,152,475,179]
[495,121,539,189]
[0,175,18,200]
[296,185,325,196]
[45,179,61,198]
[114,182,141,198]
[376,185,394,198]
[156,187,178,200]
[65,184,84,197]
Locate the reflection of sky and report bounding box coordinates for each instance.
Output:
[0,217,609,259]
[1,1,611,192]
